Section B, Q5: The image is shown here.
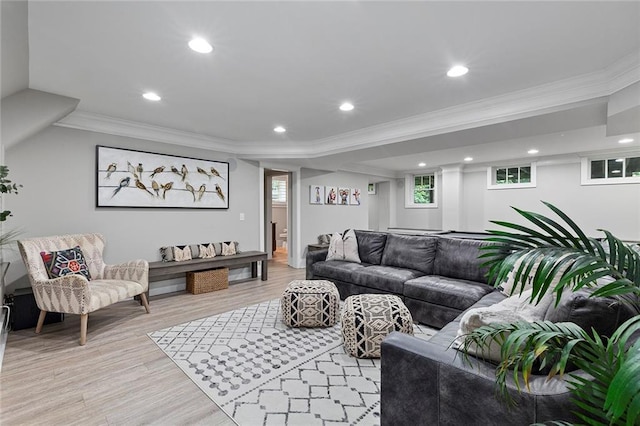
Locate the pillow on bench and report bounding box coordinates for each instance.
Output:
[160,241,238,262]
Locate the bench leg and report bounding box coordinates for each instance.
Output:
[261,260,268,281]
[251,262,258,278]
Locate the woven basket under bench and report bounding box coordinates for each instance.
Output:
[186,268,229,294]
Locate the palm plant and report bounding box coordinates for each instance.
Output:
[461,201,640,425]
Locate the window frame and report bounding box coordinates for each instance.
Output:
[404,172,439,209]
[486,162,537,190]
[581,155,640,186]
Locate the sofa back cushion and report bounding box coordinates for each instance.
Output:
[434,237,490,283]
[380,234,437,274]
[354,230,388,265]
[544,288,637,337]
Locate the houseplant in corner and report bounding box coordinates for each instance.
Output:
[0,165,21,242]
[461,201,640,425]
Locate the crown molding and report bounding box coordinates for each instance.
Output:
[55,110,239,153]
[55,54,639,162]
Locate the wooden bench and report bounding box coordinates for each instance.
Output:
[146,250,268,298]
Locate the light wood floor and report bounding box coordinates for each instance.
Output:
[0,257,303,425]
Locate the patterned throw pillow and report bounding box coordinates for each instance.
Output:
[326,229,361,263]
[40,246,92,280]
[198,243,216,259]
[173,245,193,261]
[221,241,237,256]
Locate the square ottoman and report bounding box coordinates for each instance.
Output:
[281,280,340,327]
[342,294,414,358]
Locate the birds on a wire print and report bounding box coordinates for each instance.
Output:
[101,157,226,204]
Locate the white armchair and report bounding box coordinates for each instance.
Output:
[18,233,150,345]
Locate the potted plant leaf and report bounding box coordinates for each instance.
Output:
[461,201,640,425]
[0,165,21,247]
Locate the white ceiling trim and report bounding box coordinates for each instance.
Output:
[55,54,639,160]
[55,110,238,153]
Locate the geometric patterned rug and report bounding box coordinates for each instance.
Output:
[148,299,436,426]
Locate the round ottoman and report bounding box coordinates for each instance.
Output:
[281,280,340,328]
[341,294,414,358]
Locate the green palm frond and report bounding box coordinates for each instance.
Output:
[462,317,640,425]
[480,202,640,313]
[463,202,640,425]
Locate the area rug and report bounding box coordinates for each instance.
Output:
[148,299,436,426]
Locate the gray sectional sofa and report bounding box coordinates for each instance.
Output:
[306,230,494,328]
[306,230,635,425]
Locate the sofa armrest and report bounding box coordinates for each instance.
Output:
[103,259,149,291]
[380,332,579,425]
[306,248,328,279]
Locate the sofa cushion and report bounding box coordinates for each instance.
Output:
[381,234,437,274]
[352,265,425,294]
[544,287,636,337]
[404,275,494,311]
[312,260,369,283]
[354,230,387,265]
[434,237,490,284]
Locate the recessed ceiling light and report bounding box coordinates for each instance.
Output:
[339,102,354,112]
[274,126,286,133]
[464,157,473,162]
[528,149,539,155]
[142,92,161,101]
[418,162,426,167]
[611,170,622,174]
[616,158,624,162]
[447,65,469,77]
[619,138,634,144]
[188,37,213,53]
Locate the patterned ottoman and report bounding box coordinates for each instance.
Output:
[281,280,340,328]
[342,294,414,358]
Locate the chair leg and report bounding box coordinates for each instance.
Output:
[79,314,88,346]
[35,310,47,334]
[139,292,151,314]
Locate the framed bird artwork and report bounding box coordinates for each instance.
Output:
[96,146,229,209]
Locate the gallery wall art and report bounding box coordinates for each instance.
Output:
[96,146,229,209]
[309,185,362,206]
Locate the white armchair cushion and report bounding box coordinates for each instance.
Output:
[88,280,145,311]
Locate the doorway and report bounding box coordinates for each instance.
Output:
[264,170,291,264]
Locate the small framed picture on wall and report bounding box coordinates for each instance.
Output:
[325,186,337,205]
[338,188,350,205]
[367,183,376,195]
[309,185,324,204]
[350,188,361,205]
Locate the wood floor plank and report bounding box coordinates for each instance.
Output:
[0,255,303,425]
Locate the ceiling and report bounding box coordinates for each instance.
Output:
[26,1,640,175]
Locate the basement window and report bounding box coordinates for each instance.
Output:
[405,173,438,208]
[581,155,640,185]
[487,163,536,189]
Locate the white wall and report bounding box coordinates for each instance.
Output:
[395,176,443,230]
[461,161,640,240]
[1,0,29,99]
[5,126,261,293]
[298,169,369,266]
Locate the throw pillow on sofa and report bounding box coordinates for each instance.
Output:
[454,289,554,362]
[326,229,361,263]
